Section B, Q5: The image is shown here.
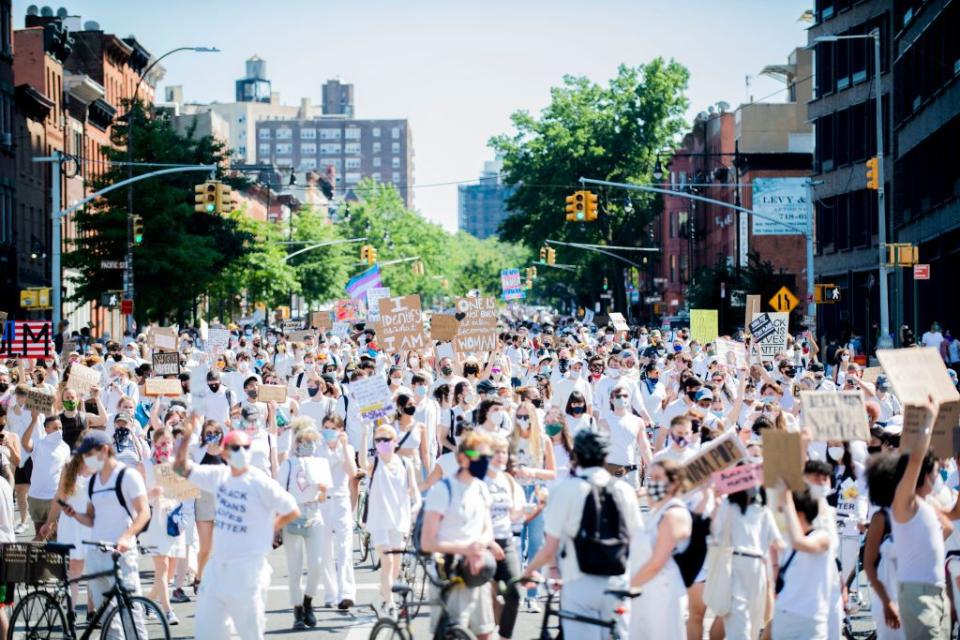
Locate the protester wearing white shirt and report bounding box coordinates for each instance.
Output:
[21,411,70,536]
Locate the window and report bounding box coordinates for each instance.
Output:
[373,142,381,153]
[345,127,361,140]
[319,129,341,140]
[391,142,400,153]
[373,127,381,137]
[669,212,678,238]
[275,143,292,155]
[344,142,361,155]
[258,128,271,140]
[323,158,343,171]
[373,157,381,167]
[238,145,246,157]
[392,172,401,183]
[346,158,361,169]
[391,157,401,169]
[0,187,12,245]
[300,158,317,170]
[392,127,400,139]
[320,143,342,155]
[258,143,270,157]
[345,172,361,183]
[276,128,292,140]
[382,173,391,183]
[300,128,316,139]
[300,143,317,155]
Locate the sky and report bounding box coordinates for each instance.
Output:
[16,0,812,231]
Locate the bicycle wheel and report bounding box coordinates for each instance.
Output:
[368,618,412,640]
[408,559,428,619]
[8,590,69,640]
[441,624,476,640]
[99,595,170,640]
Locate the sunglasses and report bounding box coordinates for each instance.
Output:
[463,450,492,461]
[374,437,394,444]
[613,394,629,399]
[227,444,251,452]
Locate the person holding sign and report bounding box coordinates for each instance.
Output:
[57,387,106,450]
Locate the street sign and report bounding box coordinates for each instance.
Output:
[120,299,133,315]
[100,260,127,269]
[914,264,930,280]
[769,286,799,313]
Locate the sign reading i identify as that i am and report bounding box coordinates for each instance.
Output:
[377,295,425,354]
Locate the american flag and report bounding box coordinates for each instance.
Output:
[1,321,55,358]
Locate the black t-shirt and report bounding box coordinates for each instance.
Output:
[200,452,227,466]
[59,412,86,450]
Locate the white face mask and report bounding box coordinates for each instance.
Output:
[806,482,828,500]
[84,453,104,473]
[607,369,620,379]
[229,447,252,470]
[827,446,844,462]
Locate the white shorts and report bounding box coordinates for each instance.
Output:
[370,529,405,549]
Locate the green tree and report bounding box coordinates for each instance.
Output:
[289,207,354,304]
[63,101,249,326]
[490,59,689,312]
[446,232,531,297]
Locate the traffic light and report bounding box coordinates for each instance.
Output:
[584,191,599,222]
[360,244,377,264]
[814,284,841,304]
[865,156,880,190]
[546,248,556,265]
[412,261,425,275]
[539,247,546,262]
[216,182,237,214]
[565,191,586,222]
[132,215,144,244]
[603,277,608,291]
[195,181,217,213]
[529,266,537,278]
[886,243,918,267]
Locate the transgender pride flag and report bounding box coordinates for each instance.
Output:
[345,265,383,301]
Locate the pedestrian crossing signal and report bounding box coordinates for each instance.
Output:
[814,284,841,304]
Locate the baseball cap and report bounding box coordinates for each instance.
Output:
[476,379,498,395]
[74,430,111,455]
[241,405,261,421]
[114,412,133,425]
[695,389,714,402]
[875,375,889,390]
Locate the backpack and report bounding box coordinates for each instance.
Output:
[667,507,711,587]
[413,477,452,554]
[88,466,151,534]
[572,480,629,576]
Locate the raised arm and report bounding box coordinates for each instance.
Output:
[892,399,937,524]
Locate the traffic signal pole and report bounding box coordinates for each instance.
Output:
[579,177,817,324]
[32,154,215,328]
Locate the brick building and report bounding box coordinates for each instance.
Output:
[0,0,14,308]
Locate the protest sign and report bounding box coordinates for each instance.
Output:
[199,318,208,341]
[453,297,497,353]
[712,463,763,495]
[153,462,200,501]
[287,330,314,344]
[608,313,629,333]
[430,314,459,342]
[800,391,871,441]
[436,342,455,361]
[282,320,303,333]
[151,352,181,377]
[332,322,351,338]
[66,363,100,395]
[350,375,393,420]
[377,295,425,353]
[310,311,333,331]
[690,310,719,345]
[715,338,748,370]
[335,299,360,322]
[62,338,79,355]
[744,295,761,332]
[365,287,392,323]
[748,313,776,342]
[751,312,789,360]
[500,269,525,301]
[24,388,55,414]
[258,384,287,403]
[762,430,805,491]
[144,378,182,397]
[188,363,210,411]
[206,328,230,354]
[148,326,178,352]
[682,429,747,489]
[861,366,883,384]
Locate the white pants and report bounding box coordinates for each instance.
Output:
[772,609,827,639]
[196,555,271,640]
[723,555,769,640]
[321,495,356,603]
[86,549,147,640]
[284,525,325,605]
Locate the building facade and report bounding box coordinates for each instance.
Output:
[458,160,512,239]
[0,0,17,309]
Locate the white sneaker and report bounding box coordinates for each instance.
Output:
[525,598,541,613]
[14,523,25,534]
[166,610,179,626]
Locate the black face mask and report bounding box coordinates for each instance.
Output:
[245,388,258,400]
[402,405,416,416]
[570,406,585,416]
[531,399,543,409]
[208,383,221,393]
[0,383,8,393]
[440,366,453,377]
[686,391,699,401]
[308,386,321,397]
[867,445,882,455]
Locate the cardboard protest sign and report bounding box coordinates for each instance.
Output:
[744,295,761,332]
[682,429,747,489]
[715,338,748,370]
[430,314,459,342]
[861,366,884,384]
[435,342,455,361]
[148,326,178,352]
[332,322,351,338]
[151,352,181,377]
[258,384,287,403]
[377,295,426,353]
[24,388,55,414]
[762,430,805,491]
[751,312,789,361]
[199,318,208,341]
[453,297,497,353]
[712,463,763,495]
[335,299,360,322]
[66,363,100,395]
[690,309,719,345]
[900,402,960,457]
[287,330,314,344]
[350,375,393,420]
[800,391,871,442]
[282,320,303,333]
[206,328,230,354]
[365,287,392,323]
[153,462,200,501]
[310,311,333,331]
[608,312,629,333]
[877,348,960,454]
[748,313,776,342]
[144,377,182,397]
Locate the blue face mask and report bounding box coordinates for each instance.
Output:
[367,349,378,358]
[322,428,339,443]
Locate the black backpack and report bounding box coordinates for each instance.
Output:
[572,481,629,576]
[88,466,151,534]
[670,509,711,587]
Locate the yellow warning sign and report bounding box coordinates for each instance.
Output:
[769,286,799,313]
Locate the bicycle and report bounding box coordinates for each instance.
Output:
[354,473,379,570]
[533,577,640,640]
[367,550,475,640]
[7,540,171,640]
[394,547,428,619]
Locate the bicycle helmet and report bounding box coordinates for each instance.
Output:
[573,429,610,468]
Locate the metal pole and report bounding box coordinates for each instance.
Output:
[125,107,135,334]
[805,183,817,322]
[51,151,62,327]
[873,28,891,348]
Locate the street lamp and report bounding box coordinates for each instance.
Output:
[811,29,890,347]
[124,46,219,332]
[652,156,663,181]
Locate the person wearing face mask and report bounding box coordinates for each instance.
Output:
[563,391,595,436]
[57,387,106,451]
[236,403,279,478]
[173,416,300,640]
[277,428,332,630]
[420,431,502,640]
[600,385,652,488]
[359,424,422,617]
[410,373,440,466]
[59,430,151,637]
[299,376,334,427]
[140,426,186,625]
[394,394,430,478]
[7,385,36,534]
[202,370,238,426]
[631,361,666,423]
[551,357,592,411]
[21,411,71,539]
[801,459,846,640]
[102,365,138,416]
[109,411,145,478]
[317,416,359,611]
[386,365,410,396]
[655,377,702,450]
[476,397,509,435]
[433,356,466,393]
[186,420,227,596]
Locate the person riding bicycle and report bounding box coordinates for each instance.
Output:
[520,429,641,640]
[420,430,503,640]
